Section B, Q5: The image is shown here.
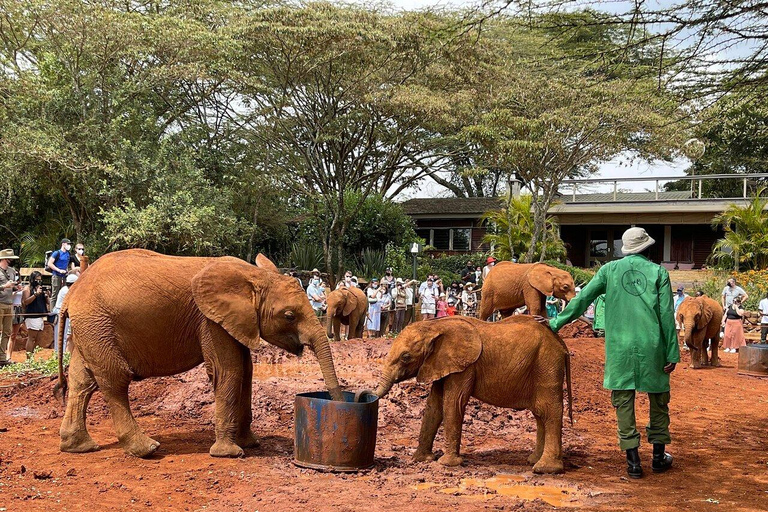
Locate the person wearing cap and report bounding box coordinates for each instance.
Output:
[482,256,497,281]
[48,238,73,305]
[461,282,478,316]
[0,249,22,366]
[381,267,396,289]
[22,270,52,358]
[306,269,326,318]
[548,227,678,479]
[52,273,78,352]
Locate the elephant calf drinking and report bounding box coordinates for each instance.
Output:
[375,316,572,473]
[55,249,343,458]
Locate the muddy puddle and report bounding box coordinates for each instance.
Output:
[415,474,578,507]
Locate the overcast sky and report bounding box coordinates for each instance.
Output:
[355,0,694,197]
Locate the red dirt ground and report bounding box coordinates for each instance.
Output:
[1,331,767,512]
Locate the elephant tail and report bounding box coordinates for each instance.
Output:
[53,304,69,404]
[565,346,573,426]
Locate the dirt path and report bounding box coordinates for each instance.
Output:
[1,336,766,512]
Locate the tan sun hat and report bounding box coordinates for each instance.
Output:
[0,249,19,260]
[621,227,655,255]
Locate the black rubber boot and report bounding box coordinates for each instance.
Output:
[652,444,673,473]
[626,448,643,479]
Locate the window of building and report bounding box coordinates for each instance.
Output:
[414,228,472,251]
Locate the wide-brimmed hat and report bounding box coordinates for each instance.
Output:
[486,256,497,264]
[621,227,655,255]
[311,268,320,274]
[66,274,78,284]
[395,277,403,284]
[0,249,19,260]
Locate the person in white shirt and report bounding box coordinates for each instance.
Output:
[52,273,78,353]
[759,291,768,344]
[419,278,439,320]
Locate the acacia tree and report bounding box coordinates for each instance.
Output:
[228,5,480,280]
[460,20,682,262]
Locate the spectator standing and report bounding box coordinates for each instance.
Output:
[391,278,415,334]
[420,278,439,320]
[759,291,768,344]
[48,238,73,306]
[337,271,354,290]
[366,278,382,337]
[461,260,476,285]
[482,257,497,281]
[379,282,393,336]
[461,283,478,316]
[0,249,21,366]
[721,278,748,310]
[436,293,448,318]
[673,286,689,344]
[52,273,77,352]
[11,284,23,359]
[381,267,396,288]
[446,295,458,316]
[21,271,51,358]
[72,243,87,274]
[545,295,560,319]
[723,296,746,353]
[404,279,417,327]
[306,269,326,317]
[475,266,482,285]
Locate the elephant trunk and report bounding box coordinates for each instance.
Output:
[683,320,695,349]
[309,325,344,401]
[375,369,396,398]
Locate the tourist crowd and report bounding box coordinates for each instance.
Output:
[0,239,86,366]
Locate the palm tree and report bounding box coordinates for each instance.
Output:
[710,188,768,270]
[482,194,566,262]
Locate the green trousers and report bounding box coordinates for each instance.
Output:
[610,390,671,450]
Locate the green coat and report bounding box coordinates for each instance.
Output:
[551,255,680,393]
[593,294,605,331]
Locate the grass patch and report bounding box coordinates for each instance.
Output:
[0,347,69,378]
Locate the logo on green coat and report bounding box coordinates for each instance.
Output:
[621,270,647,296]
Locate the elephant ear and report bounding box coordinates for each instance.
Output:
[255,253,279,273]
[342,289,358,317]
[417,324,482,384]
[192,261,261,350]
[528,264,555,296]
[697,299,713,330]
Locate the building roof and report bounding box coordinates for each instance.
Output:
[400,197,504,216]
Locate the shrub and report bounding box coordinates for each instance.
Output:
[289,243,324,271]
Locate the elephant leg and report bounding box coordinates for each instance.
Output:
[710,337,721,366]
[414,380,444,462]
[60,349,100,453]
[200,323,246,458]
[236,346,259,449]
[96,371,160,458]
[531,400,564,474]
[527,415,545,465]
[438,372,473,467]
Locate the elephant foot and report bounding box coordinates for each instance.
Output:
[533,458,564,474]
[210,439,245,458]
[412,450,439,462]
[437,453,464,467]
[527,451,543,465]
[60,430,100,453]
[236,431,260,449]
[122,432,160,458]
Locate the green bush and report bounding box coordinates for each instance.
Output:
[354,248,387,280]
[289,243,324,271]
[0,348,70,377]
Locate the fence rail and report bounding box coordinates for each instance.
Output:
[558,173,768,203]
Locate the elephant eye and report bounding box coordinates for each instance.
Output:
[284,311,296,322]
[400,353,412,363]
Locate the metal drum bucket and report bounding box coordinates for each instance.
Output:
[294,391,379,472]
[738,344,768,377]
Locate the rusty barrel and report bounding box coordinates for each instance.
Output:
[294,391,379,472]
[737,344,768,377]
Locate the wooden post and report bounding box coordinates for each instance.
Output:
[613,181,617,201]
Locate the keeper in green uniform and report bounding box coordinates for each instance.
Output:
[549,227,678,479]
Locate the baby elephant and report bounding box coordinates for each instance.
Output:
[375,316,572,474]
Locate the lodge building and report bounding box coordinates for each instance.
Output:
[401,175,767,269]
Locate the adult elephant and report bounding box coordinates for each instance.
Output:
[375,316,572,474]
[325,286,367,341]
[677,296,721,368]
[55,249,343,459]
[478,262,577,320]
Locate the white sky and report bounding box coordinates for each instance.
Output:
[356,0,704,197]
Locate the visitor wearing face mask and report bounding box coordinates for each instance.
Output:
[461,260,476,284]
[366,278,383,337]
[72,243,88,274]
[22,271,51,359]
[420,278,439,320]
[381,267,395,288]
[48,238,73,306]
[306,269,326,317]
